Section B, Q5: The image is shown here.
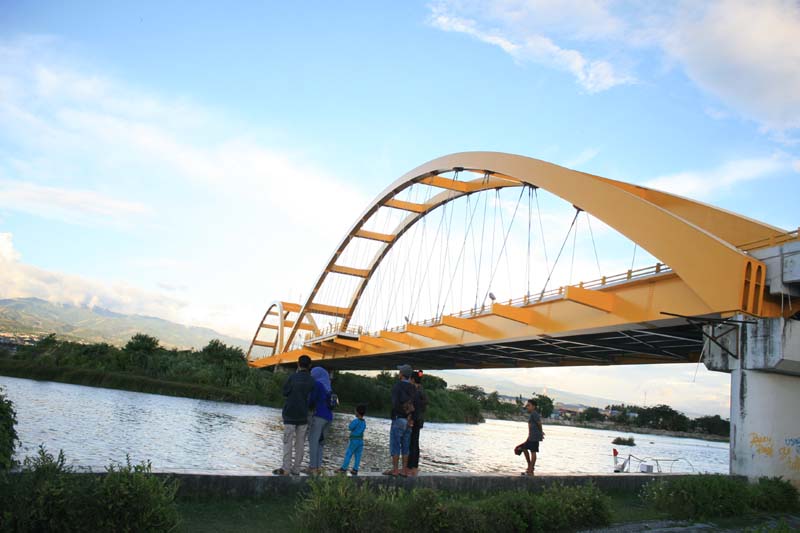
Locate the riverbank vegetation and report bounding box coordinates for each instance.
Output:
[296,476,611,532]
[0,334,483,423]
[0,447,180,532]
[601,403,730,437]
[0,389,17,469]
[642,474,798,520]
[454,385,554,419]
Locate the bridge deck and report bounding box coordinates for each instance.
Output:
[269,323,703,371]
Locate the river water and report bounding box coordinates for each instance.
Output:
[1,376,728,475]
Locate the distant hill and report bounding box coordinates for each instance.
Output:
[0,297,249,350]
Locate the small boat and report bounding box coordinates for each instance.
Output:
[612,448,695,473]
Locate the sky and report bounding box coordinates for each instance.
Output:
[1,1,799,417]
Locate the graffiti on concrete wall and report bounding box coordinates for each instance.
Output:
[780,437,800,472]
[753,433,800,472]
[750,433,774,457]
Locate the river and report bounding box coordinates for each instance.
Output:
[1,376,729,475]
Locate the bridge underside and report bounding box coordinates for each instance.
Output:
[270,323,703,371]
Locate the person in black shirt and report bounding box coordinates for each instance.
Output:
[384,364,415,476]
[514,398,545,476]
[274,355,313,476]
[407,369,428,476]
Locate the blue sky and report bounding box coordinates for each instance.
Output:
[1,1,799,416]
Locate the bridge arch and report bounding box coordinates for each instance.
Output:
[260,151,783,358]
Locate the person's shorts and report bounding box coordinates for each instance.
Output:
[389,417,410,456]
[522,440,540,453]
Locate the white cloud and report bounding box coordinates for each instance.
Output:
[0,38,370,338]
[428,1,800,134]
[644,155,788,199]
[0,179,150,226]
[0,232,186,319]
[427,2,633,93]
[664,0,800,131]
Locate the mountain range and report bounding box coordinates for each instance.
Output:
[0,297,249,350]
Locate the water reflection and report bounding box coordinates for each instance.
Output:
[1,376,728,475]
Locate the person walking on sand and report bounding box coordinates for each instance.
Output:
[307,366,335,475]
[514,398,545,476]
[407,369,428,477]
[273,355,314,476]
[384,364,415,477]
[338,404,367,476]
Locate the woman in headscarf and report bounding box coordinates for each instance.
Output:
[307,366,334,475]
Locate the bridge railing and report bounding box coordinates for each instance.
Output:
[352,262,672,337]
[738,229,800,252]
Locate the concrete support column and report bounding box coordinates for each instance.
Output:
[706,315,800,485]
[730,367,800,483]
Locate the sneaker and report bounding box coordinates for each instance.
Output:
[350,469,359,476]
[336,468,347,475]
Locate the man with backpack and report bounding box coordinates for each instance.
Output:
[384,364,415,477]
[274,355,314,476]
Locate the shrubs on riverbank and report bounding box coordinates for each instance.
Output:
[641,474,799,520]
[1,334,483,423]
[294,476,612,532]
[0,447,179,532]
[0,389,16,470]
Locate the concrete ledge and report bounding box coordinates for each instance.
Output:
[160,471,702,500]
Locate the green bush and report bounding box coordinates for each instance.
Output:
[98,457,180,532]
[294,476,397,532]
[612,436,635,446]
[0,446,180,532]
[749,477,799,513]
[294,478,611,532]
[0,389,17,470]
[641,474,798,520]
[2,447,93,531]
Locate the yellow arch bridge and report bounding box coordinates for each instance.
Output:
[247,152,798,371]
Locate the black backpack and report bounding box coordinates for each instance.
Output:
[327,392,339,410]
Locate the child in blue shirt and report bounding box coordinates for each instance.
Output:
[338,405,367,476]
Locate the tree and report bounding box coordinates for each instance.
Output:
[579,406,604,422]
[454,385,487,401]
[637,404,689,432]
[124,333,160,354]
[692,415,730,436]
[422,374,448,390]
[534,393,554,418]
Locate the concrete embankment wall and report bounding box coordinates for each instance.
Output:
[163,472,701,500]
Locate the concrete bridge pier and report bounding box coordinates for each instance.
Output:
[706,317,800,484]
[705,242,800,485]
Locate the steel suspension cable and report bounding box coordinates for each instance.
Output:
[527,185,532,298]
[409,197,449,322]
[483,187,526,306]
[586,212,603,278]
[474,178,490,309]
[569,212,580,285]
[534,187,549,273]
[442,191,484,315]
[538,208,580,301]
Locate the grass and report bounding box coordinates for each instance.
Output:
[607,491,666,524]
[177,497,296,533]
[171,488,800,533]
